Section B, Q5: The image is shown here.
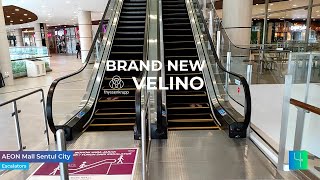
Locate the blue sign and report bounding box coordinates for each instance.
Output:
[0,151,74,163]
[218,109,227,116]
[0,162,29,170]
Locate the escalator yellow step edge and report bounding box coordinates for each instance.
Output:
[168,119,214,122]
[90,123,135,127]
[168,126,220,130]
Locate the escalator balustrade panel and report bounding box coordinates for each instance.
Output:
[86,0,146,131]
[162,0,219,130]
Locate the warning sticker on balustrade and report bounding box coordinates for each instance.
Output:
[28,149,138,180]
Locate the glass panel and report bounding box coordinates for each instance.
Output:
[191,0,246,120]
[50,2,116,126]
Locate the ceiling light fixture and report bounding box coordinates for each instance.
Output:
[20,19,23,22]
[15,8,20,11]
[24,14,28,16]
[28,17,31,19]
[6,16,10,18]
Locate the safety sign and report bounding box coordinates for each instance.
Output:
[28,149,138,180]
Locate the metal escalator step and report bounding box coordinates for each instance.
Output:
[169,119,213,123]
[163,13,188,16]
[167,91,207,96]
[95,108,135,115]
[114,38,144,41]
[98,96,135,102]
[119,21,145,24]
[163,18,189,21]
[110,52,143,54]
[121,16,146,19]
[116,32,144,35]
[168,126,219,130]
[163,23,191,26]
[165,47,196,51]
[113,45,143,47]
[89,123,135,127]
[121,11,146,15]
[122,7,146,10]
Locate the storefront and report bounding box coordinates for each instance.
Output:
[251,20,320,44]
[47,26,80,54]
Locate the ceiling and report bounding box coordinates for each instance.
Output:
[3,5,37,25]
[3,0,320,31]
[3,0,109,30]
[215,0,320,20]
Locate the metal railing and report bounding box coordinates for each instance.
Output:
[47,0,118,140]
[141,93,151,180]
[134,0,151,140]
[0,88,50,150]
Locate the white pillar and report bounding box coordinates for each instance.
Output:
[14,29,23,47]
[34,23,49,48]
[78,11,93,63]
[0,0,14,85]
[222,0,253,46]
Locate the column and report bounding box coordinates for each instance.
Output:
[0,0,14,85]
[34,23,49,48]
[14,29,23,46]
[78,11,93,63]
[222,0,253,46]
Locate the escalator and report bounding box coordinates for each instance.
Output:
[46,0,148,140]
[162,0,219,130]
[86,0,146,131]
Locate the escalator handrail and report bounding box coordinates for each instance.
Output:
[46,0,113,134]
[193,0,251,130]
[135,0,150,137]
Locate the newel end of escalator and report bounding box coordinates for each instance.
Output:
[229,123,247,138]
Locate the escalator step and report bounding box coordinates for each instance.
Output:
[168,126,219,130]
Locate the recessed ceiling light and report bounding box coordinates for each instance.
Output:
[24,14,27,16]
[268,9,271,11]
[20,19,23,21]
[28,17,31,19]
[293,4,297,7]
[6,16,10,18]
[256,4,258,5]
[10,20,13,22]
[15,9,20,11]
[12,13,15,15]
[64,26,66,27]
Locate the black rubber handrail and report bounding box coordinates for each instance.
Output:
[193,0,251,131]
[135,0,150,138]
[46,0,112,134]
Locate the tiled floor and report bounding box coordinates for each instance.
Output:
[0,54,91,151]
[1,131,300,180]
